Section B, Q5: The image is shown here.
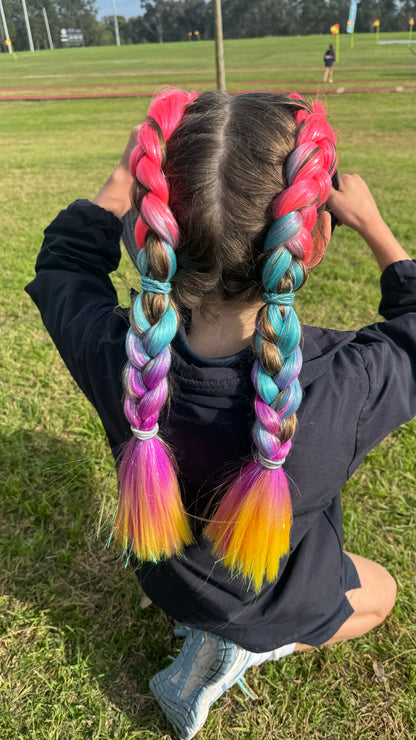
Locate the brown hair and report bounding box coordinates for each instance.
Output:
[133,91,312,311]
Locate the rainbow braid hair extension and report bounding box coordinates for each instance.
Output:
[113,89,197,563]
[206,97,337,592]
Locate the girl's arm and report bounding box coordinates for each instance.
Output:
[92,125,140,219]
[327,173,411,271]
[327,176,416,473]
[24,128,143,452]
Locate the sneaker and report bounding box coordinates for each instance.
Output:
[173,622,192,638]
[150,628,253,739]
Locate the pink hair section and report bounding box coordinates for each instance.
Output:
[141,192,180,247]
[270,95,338,265]
[129,89,198,251]
[148,88,198,140]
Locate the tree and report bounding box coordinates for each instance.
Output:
[218,0,293,39]
[298,0,332,35]
[183,0,208,38]
[2,0,103,50]
[122,14,150,44]
[3,0,61,50]
[140,0,166,42]
[396,0,416,29]
[101,15,126,44]
[355,1,381,32]
[377,0,401,30]
[55,0,101,46]
[2,0,410,51]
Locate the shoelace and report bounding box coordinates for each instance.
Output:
[236,676,257,701]
[166,652,257,701]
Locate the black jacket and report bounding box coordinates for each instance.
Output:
[25,200,416,651]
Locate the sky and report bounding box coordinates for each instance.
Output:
[96,0,143,21]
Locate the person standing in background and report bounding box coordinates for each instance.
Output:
[324,44,336,82]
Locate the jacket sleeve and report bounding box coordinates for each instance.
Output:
[25,200,131,451]
[348,259,416,475]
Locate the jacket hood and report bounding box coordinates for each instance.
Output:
[171,324,357,397]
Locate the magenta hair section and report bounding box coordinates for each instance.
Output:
[116,436,191,560]
[130,89,197,250]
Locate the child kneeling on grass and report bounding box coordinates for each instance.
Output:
[26,89,415,739]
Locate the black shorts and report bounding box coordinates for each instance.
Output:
[295,552,362,647]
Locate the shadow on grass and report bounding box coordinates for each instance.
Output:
[0,428,176,732]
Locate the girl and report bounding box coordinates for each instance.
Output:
[323,43,336,83]
[26,90,415,739]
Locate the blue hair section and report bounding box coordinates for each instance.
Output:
[137,241,177,280]
[251,212,306,463]
[133,243,178,358]
[264,212,302,252]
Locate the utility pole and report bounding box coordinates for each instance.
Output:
[42,7,54,49]
[214,0,226,91]
[112,0,120,46]
[21,0,35,52]
[0,0,12,54]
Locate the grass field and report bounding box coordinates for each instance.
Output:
[0,33,415,97]
[1,34,415,740]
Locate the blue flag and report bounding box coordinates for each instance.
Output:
[346,0,357,34]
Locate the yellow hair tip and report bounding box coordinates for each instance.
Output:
[207,470,292,593]
[113,490,192,563]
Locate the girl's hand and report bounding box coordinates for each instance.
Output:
[118,124,141,178]
[92,125,141,219]
[327,173,410,271]
[327,173,383,237]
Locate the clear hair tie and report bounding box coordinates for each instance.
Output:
[130,424,159,441]
[258,452,286,470]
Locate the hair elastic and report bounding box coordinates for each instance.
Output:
[140,276,172,294]
[258,453,286,470]
[264,291,295,306]
[130,424,159,441]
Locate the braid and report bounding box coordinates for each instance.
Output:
[113,89,197,562]
[206,98,337,592]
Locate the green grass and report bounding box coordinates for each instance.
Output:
[0,36,415,740]
[0,32,415,94]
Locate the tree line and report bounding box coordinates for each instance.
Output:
[2,0,416,52]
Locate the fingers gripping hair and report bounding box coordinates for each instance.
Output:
[114,89,197,562]
[206,98,337,592]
